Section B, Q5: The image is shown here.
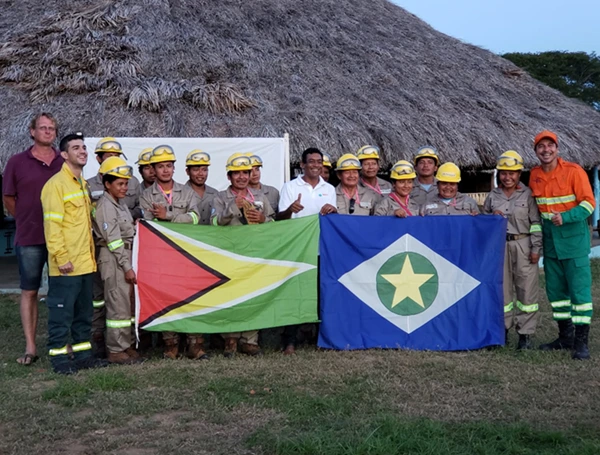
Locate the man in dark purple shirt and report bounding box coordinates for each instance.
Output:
[2,113,63,366]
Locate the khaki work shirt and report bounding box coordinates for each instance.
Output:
[359,177,393,196]
[87,173,142,219]
[336,185,380,215]
[410,178,438,206]
[374,195,420,217]
[185,181,218,225]
[211,187,275,226]
[140,181,201,224]
[92,192,136,272]
[483,186,543,255]
[255,183,280,215]
[422,193,480,216]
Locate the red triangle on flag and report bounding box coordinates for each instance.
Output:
[136,221,229,328]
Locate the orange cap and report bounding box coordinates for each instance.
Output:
[534,130,558,148]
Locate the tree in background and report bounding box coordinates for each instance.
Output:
[503,51,600,111]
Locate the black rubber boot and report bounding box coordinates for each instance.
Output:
[75,355,109,370]
[572,325,590,361]
[539,320,574,351]
[516,334,533,350]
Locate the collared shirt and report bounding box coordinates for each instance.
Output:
[140,181,201,224]
[2,147,63,246]
[421,193,480,216]
[374,194,420,217]
[483,185,542,254]
[529,158,595,259]
[41,163,96,276]
[185,181,218,225]
[211,187,275,226]
[278,175,336,218]
[335,185,380,215]
[410,178,438,206]
[87,172,142,219]
[92,192,136,273]
[359,177,393,196]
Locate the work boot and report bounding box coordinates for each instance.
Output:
[108,351,142,365]
[516,334,533,350]
[125,347,142,360]
[187,336,209,360]
[223,337,238,358]
[283,344,296,356]
[51,356,78,375]
[92,331,107,359]
[163,337,180,360]
[241,343,263,357]
[572,325,591,361]
[75,355,109,370]
[539,320,574,351]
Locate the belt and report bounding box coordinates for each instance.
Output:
[124,243,132,250]
[506,234,529,241]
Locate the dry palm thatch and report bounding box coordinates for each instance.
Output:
[0,0,599,171]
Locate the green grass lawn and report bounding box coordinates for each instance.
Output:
[1,261,600,454]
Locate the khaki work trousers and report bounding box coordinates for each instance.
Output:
[98,248,133,353]
[221,331,259,345]
[503,237,540,334]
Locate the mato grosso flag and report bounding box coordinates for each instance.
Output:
[133,216,319,333]
[318,215,507,350]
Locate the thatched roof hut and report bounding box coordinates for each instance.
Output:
[1,0,599,171]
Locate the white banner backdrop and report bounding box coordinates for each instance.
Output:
[83,137,289,191]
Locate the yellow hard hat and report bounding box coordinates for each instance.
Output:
[390,160,416,180]
[226,153,253,172]
[136,148,153,166]
[248,154,263,167]
[98,156,132,179]
[335,154,362,171]
[356,145,380,161]
[186,150,211,166]
[413,146,439,165]
[496,150,524,171]
[95,137,123,155]
[435,162,461,183]
[322,153,332,168]
[149,145,176,164]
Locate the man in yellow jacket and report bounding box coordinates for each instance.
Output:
[41,133,108,375]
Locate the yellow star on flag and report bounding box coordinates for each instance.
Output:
[381,255,434,308]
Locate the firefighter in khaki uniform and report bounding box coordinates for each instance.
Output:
[421,163,480,216]
[185,150,218,225]
[211,153,275,357]
[247,153,281,215]
[140,145,206,360]
[137,148,156,190]
[374,161,421,217]
[357,145,393,196]
[410,146,440,205]
[87,138,142,358]
[92,157,142,365]
[335,154,380,215]
[483,151,542,350]
[41,132,108,374]
[321,153,332,183]
[529,130,596,360]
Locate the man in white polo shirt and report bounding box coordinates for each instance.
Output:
[278,147,336,355]
[278,148,337,220]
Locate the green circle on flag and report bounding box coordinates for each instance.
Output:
[376,252,438,315]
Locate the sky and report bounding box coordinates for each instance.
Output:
[393,0,599,55]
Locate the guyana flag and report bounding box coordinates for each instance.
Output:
[133,216,319,333]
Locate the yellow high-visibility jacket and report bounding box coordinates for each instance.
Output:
[41,163,96,276]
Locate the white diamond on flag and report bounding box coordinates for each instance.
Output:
[338,234,480,334]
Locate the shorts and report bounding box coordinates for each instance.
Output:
[16,244,48,291]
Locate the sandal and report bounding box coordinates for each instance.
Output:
[17,353,39,366]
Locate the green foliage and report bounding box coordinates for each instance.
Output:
[503,51,600,110]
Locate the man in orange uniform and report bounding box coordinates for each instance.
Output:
[529,130,595,360]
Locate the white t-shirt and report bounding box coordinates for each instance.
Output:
[278,175,336,219]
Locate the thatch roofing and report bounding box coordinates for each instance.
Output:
[1,0,599,171]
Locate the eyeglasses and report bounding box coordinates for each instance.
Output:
[349,198,356,214]
[188,152,211,164]
[152,145,175,157]
[391,164,415,175]
[497,156,523,168]
[228,156,252,167]
[107,165,133,178]
[337,158,361,170]
[249,155,263,166]
[37,126,56,132]
[96,140,122,152]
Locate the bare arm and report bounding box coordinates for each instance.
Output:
[2,195,15,217]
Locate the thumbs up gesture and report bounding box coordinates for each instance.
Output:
[288,193,304,214]
[550,209,563,226]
